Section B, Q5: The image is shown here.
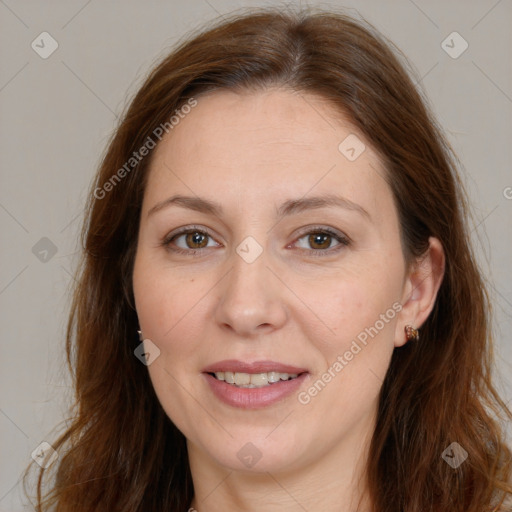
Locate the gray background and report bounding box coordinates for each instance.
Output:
[0,0,511,509]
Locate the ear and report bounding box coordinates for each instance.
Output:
[394,237,445,347]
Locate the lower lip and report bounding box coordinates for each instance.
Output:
[203,373,308,409]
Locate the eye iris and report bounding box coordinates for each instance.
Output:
[309,233,331,250]
[186,232,208,249]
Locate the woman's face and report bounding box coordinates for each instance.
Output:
[133,88,413,474]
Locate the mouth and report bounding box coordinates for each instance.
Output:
[201,360,309,408]
[208,370,303,388]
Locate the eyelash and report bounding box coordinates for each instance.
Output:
[162,225,351,258]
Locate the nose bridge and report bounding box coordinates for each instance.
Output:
[214,234,288,335]
[231,236,268,289]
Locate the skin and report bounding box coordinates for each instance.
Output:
[132,88,445,511]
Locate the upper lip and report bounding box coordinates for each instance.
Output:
[202,359,309,374]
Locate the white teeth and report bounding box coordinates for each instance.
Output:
[213,371,299,388]
[267,371,281,383]
[250,373,268,386]
[234,372,250,385]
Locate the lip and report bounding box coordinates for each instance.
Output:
[201,359,308,374]
[201,359,309,410]
[203,372,309,409]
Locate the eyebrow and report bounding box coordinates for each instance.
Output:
[147,193,371,221]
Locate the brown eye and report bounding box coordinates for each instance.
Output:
[308,232,333,250]
[164,227,219,254]
[184,231,209,249]
[293,228,350,257]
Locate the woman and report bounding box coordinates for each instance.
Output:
[24,6,512,512]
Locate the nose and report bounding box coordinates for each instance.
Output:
[214,245,288,337]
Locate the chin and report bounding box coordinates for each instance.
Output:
[194,431,311,474]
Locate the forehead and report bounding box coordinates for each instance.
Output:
[144,88,391,218]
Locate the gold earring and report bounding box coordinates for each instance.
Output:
[405,325,419,341]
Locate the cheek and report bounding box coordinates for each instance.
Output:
[133,264,211,431]
[293,272,400,426]
[295,261,402,352]
[133,259,191,353]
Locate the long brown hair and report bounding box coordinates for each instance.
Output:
[24,6,512,511]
